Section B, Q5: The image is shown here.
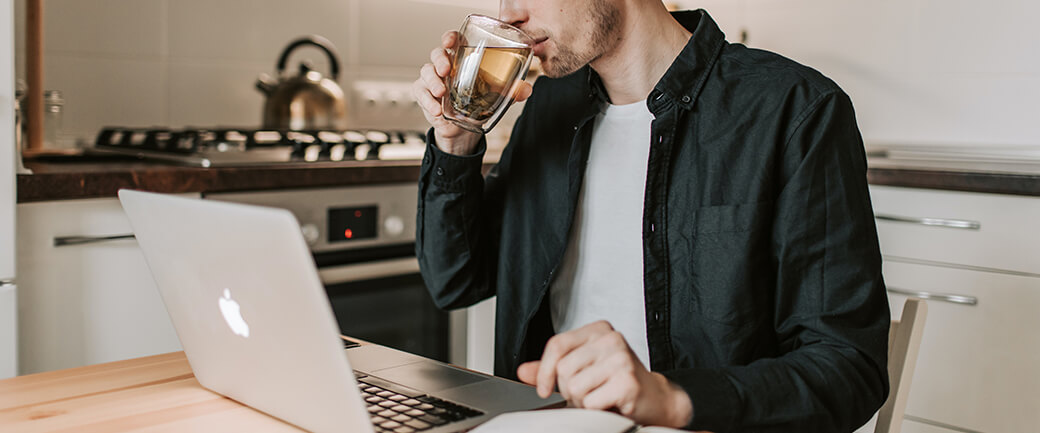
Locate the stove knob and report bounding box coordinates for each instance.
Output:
[384,216,405,237]
[300,223,320,245]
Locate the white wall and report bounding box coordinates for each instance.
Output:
[13,0,497,142]
[679,0,1040,148]
[15,0,1040,147]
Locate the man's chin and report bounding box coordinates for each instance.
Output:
[539,59,584,78]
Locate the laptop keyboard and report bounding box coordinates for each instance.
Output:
[354,371,484,432]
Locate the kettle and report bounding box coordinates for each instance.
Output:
[256,35,348,130]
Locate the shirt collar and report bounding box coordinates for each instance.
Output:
[586,9,727,113]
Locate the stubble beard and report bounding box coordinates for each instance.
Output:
[539,0,621,78]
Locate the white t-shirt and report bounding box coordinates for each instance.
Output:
[549,99,654,368]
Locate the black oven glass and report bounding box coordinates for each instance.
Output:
[328,205,378,242]
[324,273,449,363]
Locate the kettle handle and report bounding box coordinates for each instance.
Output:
[276,35,341,80]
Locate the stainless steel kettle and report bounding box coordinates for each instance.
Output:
[256,35,347,130]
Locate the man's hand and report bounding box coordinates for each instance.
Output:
[413,30,533,156]
[516,321,694,428]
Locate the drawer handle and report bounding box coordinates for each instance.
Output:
[873,213,977,230]
[54,234,136,247]
[874,213,980,230]
[887,287,978,306]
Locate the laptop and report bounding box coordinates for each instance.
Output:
[119,189,562,433]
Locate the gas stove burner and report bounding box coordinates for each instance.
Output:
[93,127,428,167]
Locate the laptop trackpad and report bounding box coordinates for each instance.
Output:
[374,360,488,393]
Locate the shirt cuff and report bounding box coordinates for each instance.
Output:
[661,368,741,432]
[422,127,487,193]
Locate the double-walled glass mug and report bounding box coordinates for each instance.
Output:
[441,14,534,134]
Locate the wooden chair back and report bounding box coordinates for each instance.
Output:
[875,298,928,433]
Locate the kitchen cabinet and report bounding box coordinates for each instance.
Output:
[885,261,1040,432]
[899,419,964,433]
[16,196,186,374]
[868,185,1040,433]
[870,185,1040,275]
[1,0,17,379]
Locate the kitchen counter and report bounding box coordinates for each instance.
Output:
[16,153,1040,203]
[16,157,435,203]
[865,156,1040,197]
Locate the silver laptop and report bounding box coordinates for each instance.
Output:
[119,189,562,433]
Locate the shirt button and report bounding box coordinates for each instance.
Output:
[681,95,691,103]
[436,167,444,176]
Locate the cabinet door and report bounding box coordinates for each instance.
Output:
[900,418,966,433]
[884,261,1040,432]
[870,185,1040,275]
[17,197,188,374]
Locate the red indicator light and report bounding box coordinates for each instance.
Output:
[354,210,362,218]
[344,229,353,239]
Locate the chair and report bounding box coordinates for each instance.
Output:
[875,298,928,433]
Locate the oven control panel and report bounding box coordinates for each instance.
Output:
[205,183,418,253]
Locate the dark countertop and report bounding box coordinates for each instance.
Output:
[865,157,1040,197]
[16,157,431,203]
[16,153,1040,203]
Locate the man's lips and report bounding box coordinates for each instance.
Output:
[532,37,549,56]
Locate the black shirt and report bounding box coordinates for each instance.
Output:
[416,9,889,432]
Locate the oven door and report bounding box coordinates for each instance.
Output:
[317,254,453,363]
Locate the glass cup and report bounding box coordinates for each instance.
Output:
[441,14,534,134]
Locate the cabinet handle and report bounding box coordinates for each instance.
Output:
[874,213,980,230]
[54,234,136,247]
[887,287,978,306]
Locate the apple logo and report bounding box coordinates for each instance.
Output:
[218,288,250,338]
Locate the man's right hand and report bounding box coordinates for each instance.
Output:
[413,30,533,156]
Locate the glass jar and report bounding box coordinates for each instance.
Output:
[15,82,25,153]
[43,90,65,149]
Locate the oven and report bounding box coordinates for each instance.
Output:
[206,183,462,363]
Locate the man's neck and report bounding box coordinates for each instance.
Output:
[590,5,692,105]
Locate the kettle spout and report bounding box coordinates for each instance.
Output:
[256,73,278,95]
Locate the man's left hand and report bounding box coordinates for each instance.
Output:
[516,321,694,428]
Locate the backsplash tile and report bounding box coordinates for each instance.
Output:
[19,0,1039,147]
[358,0,493,68]
[167,0,353,65]
[44,0,165,58]
[44,55,167,139]
[167,60,270,129]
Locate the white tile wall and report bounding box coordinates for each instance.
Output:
[167,59,269,128]
[358,1,490,68]
[44,55,166,135]
[14,0,498,140]
[13,0,1040,147]
[673,0,1040,147]
[166,0,353,64]
[44,0,166,59]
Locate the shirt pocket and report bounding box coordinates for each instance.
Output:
[689,201,775,328]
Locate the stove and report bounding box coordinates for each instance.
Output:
[91,127,428,167]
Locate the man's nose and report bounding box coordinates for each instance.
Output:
[498,0,527,28]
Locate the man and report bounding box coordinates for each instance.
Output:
[411,1,890,431]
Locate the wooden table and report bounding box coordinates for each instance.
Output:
[1,352,307,432]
